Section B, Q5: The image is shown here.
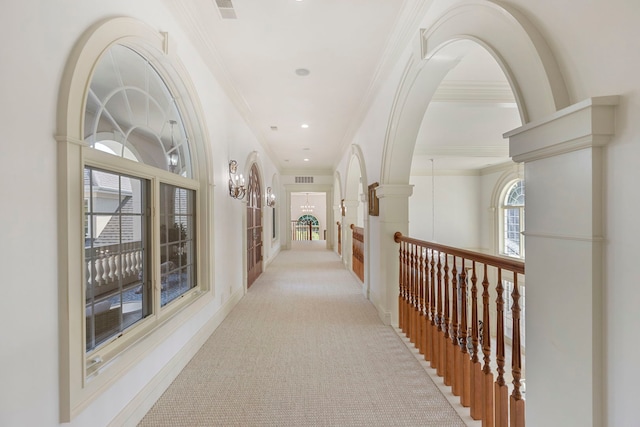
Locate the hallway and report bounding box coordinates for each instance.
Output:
[139,242,471,426]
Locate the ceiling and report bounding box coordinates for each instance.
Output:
[166,0,520,175]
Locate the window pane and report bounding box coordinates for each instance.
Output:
[84,167,149,352]
[505,181,525,206]
[504,208,521,256]
[160,184,196,307]
[85,44,192,177]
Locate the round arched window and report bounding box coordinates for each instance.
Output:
[502,180,525,257]
[85,44,192,177]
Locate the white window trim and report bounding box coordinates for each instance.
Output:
[56,17,214,421]
[499,179,525,259]
[489,165,524,258]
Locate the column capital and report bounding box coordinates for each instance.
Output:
[506,96,619,163]
[376,184,414,199]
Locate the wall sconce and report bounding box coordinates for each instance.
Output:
[228,160,246,199]
[167,120,179,172]
[266,187,276,207]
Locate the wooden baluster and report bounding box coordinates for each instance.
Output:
[470,262,482,420]
[510,274,525,427]
[407,243,414,339]
[459,262,471,407]
[406,243,412,338]
[410,243,417,344]
[417,245,425,355]
[482,264,494,426]
[422,247,429,357]
[403,241,410,336]
[443,254,452,386]
[424,248,432,362]
[436,251,444,377]
[413,243,420,347]
[398,240,405,332]
[495,269,508,427]
[451,256,460,396]
[429,250,438,369]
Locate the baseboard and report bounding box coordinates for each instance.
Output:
[366,289,392,326]
[377,305,392,326]
[265,245,281,269]
[109,287,244,427]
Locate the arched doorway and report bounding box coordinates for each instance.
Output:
[376,3,582,426]
[293,214,319,241]
[247,163,262,288]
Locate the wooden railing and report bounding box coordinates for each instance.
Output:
[394,232,525,427]
[291,221,320,241]
[351,224,364,282]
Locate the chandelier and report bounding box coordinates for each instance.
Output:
[300,193,314,213]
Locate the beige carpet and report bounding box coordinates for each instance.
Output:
[139,241,466,426]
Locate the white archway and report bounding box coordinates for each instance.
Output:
[333,171,344,257]
[344,145,369,296]
[375,3,587,426]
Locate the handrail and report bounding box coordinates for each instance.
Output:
[394,232,524,274]
[393,231,526,427]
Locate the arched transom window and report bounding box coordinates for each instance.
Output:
[85,44,192,176]
[502,180,525,258]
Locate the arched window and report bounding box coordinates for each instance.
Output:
[82,44,200,354]
[58,18,211,419]
[297,214,319,225]
[85,44,192,176]
[502,180,525,258]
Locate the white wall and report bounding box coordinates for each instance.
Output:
[335,0,640,425]
[506,2,640,425]
[290,193,327,238]
[409,174,480,250]
[0,2,278,426]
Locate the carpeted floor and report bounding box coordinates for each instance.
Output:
[139,241,467,426]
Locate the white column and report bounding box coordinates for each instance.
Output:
[506,96,617,427]
[342,199,360,270]
[375,184,413,326]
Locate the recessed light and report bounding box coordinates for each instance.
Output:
[304,158,310,162]
[295,68,310,76]
[270,125,278,131]
[301,123,309,129]
[303,147,310,151]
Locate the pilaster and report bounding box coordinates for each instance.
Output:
[506,96,617,427]
[375,184,413,325]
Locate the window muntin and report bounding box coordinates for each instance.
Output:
[82,43,199,356]
[159,184,196,306]
[84,44,192,177]
[502,180,525,258]
[84,167,151,351]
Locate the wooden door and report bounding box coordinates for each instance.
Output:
[247,164,262,288]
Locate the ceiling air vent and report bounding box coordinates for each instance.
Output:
[215,0,237,19]
[295,176,314,184]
